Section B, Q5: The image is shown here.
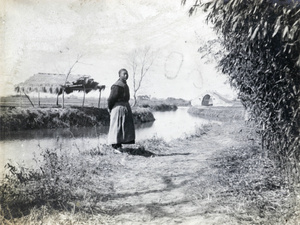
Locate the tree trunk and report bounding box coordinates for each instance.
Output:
[56,94,59,106]
[62,89,65,109]
[82,86,86,108]
[133,93,137,107]
[23,91,34,107]
[98,89,102,108]
[38,91,40,107]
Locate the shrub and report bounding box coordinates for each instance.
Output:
[0,107,110,132]
[132,107,155,123]
[0,146,114,218]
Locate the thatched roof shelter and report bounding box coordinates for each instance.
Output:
[14,73,106,108]
[14,73,90,94]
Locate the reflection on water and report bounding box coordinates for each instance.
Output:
[0,107,217,177]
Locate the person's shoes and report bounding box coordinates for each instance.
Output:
[112,144,122,154]
[113,149,122,154]
[112,144,122,149]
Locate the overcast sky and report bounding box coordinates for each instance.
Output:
[1,0,237,100]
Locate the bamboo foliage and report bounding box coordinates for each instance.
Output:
[191,1,300,165]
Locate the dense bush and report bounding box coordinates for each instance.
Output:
[0,107,110,132]
[138,103,177,111]
[150,103,178,111]
[188,0,300,179]
[135,97,189,109]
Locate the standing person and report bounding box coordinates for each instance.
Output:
[107,68,135,150]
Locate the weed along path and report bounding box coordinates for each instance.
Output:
[98,126,235,224]
[1,121,299,224]
[79,121,284,225]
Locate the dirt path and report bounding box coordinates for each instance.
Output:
[95,122,252,224]
[3,121,297,224]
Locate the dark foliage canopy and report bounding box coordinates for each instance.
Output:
[59,77,105,95]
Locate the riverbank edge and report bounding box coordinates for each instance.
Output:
[187,105,245,120]
[0,121,299,224]
[0,106,155,132]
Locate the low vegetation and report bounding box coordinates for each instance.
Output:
[0,121,298,224]
[0,145,115,220]
[0,107,155,132]
[135,97,190,111]
[0,96,189,132]
[142,103,178,111]
[197,146,299,224]
[0,107,109,132]
[132,107,155,123]
[188,106,245,121]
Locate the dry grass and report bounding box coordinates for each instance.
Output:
[0,205,116,225]
[0,144,116,220]
[0,121,299,224]
[214,147,296,224]
[186,125,300,224]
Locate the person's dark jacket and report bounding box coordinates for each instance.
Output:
[107,79,130,111]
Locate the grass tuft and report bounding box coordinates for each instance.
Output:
[188,144,300,224]
[0,145,115,220]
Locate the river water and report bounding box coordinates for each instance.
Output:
[0,107,216,177]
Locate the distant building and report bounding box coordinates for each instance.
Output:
[191,91,235,107]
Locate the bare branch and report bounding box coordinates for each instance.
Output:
[65,54,83,85]
[128,47,155,106]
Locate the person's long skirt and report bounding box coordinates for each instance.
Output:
[107,102,135,145]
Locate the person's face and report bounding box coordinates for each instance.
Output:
[119,70,129,81]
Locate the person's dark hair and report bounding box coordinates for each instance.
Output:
[118,68,128,76]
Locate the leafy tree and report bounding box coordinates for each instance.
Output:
[187,0,300,170]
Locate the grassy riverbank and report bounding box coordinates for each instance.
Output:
[136,97,190,111]
[0,96,185,132]
[0,95,189,111]
[188,106,245,121]
[0,107,155,132]
[0,121,299,224]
